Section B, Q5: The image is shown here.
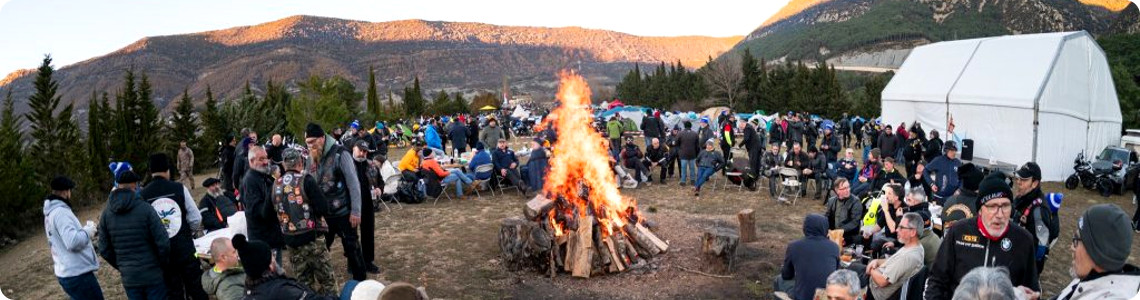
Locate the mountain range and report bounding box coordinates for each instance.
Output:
[728,0,1139,67]
[0,15,740,114]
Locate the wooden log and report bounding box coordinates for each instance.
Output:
[636,223,670,252]
[571,216,595,278]
[602,236,625,272]
[623,224,659,258]
[737,209,756,243]
[499,217,544,271]
[700,227,739,275]
[563,229,577,272]
[524,194,555,220]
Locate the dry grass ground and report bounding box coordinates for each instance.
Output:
[2,141,1138,299]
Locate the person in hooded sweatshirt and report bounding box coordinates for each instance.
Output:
[1055,204,1140,299]
[45,176,103,299]
[776,214,839,300]
[98,170,171,300]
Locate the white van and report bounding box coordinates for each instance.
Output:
[1122,129,1140,153]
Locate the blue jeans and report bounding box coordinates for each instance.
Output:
[124,283,166,300]
[695,167,717,189]
[442,169,473,196]
[680,159,696,184]
[58,271,104,300]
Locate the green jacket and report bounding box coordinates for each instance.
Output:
[202,266,246,300]
[606,120,623,139]
[622,119,637,133]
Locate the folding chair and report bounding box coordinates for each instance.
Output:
[492,169,523,195]
[432,184,453,205]
[421,171,452,205]
[721,157,749,192]
[777,167,802,205]
[470,163,495,199]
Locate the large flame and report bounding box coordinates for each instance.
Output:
[540,71,634,237]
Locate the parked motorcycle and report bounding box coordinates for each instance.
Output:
[1064,152,1116,197]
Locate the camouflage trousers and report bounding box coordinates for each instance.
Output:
[287,236,338,296]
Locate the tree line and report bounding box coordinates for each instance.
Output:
[613,49,891,120]
[0,56,494,243]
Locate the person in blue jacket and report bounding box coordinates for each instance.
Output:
[924,140,962,205]
[424,119,443,151]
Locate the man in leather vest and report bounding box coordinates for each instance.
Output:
[304,123,366,281]
[141,153,207,300]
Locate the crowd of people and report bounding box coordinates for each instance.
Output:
[39,103,1140,300]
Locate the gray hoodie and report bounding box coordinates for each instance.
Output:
[43,195,99,278]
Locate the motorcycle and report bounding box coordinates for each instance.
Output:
[1064,152,1116,197]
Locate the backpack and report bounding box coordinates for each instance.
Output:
[396,171,425,204]
[1026,198,1061,260]
[272,171,327,236]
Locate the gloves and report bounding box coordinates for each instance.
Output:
[83,220,97,239]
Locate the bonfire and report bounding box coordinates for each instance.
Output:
[499,71,669,278]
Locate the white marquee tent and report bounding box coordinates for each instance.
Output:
[881,31,1121,181]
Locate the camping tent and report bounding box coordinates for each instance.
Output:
[881,31,1121,181]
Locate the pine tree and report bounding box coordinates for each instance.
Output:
[0,88,36,237]
[741,49,762,111]
[199,86,225,170]
[112,69,138,165]
[86,91,111,190]
[403,77,426,117]
[26,56,69,191]
[288,75,351,137]
[366,66,381,121]
[169,88,199,155]
[135,73,162,170]
[262,80,289,135]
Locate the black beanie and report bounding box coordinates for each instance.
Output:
[421,148,433,158]
[475,142,485,151]
[305,123,325,138]
[148,153,171,173]
[957,163,984,192]
[50,176,76,191]
[116,170,142,184]
[1079,204,1132,271]
[977,172,1012,206]
[232,234,272,279]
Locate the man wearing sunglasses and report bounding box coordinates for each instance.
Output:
[1055,204,1140,299]
[865,212,925,300]
[925,172,1040,300]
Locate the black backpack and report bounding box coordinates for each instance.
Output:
[396,170,425,204]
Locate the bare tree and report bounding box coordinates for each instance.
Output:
[701,54,744,109]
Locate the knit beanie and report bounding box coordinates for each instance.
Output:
[957,163,984,192]
[306,123,326,138]
[232,234,272,280]
[977,172,1012,206]
[148,153,171,173]
[1078,204,1132,271]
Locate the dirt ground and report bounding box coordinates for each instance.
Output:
[3,141,1139,299]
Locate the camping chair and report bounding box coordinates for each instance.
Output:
[470,163,495,199]
[378,161,405,211]
[721,157,749,192]
[776,167,802,205]
[491,168,523,195]
[421,170,452,205]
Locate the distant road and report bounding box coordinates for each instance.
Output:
[831,65,897,73]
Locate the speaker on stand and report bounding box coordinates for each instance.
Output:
[960,139,974,161]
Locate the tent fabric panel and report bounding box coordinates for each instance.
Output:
[1036,113,1091,181]
[1037,34,1092,123]
[1087,39,1124,123]
[949,34,1066,108]
[881,38,987,104]
[948,103,1034,166]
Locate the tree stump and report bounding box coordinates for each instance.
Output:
[700,227,739,275]
[737,209,756,243]
[499,217,550,271]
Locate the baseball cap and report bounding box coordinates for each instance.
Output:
[1015,162,1041,181]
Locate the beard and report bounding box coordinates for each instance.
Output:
[208,189,223,198]
[1069,265,1079,280]
[252,164,270,174]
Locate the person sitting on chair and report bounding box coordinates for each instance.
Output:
[693,139,725,198]
[492,139,530,192]
[762,144,783,197]
[806,147,830,200]
[644,137,669,184]
[620,136,651,185]
[420,148,474,200]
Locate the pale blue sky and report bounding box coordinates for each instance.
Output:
[0,0,787,76]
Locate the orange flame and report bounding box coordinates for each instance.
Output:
[541,71,632,237]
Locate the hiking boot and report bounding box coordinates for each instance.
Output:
[366,263,381,274]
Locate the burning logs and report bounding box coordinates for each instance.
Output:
[498,195,669,278]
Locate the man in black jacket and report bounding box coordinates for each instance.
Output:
[1011,162,1059,275]
[220,135,237,195]
[742,120,765,190]
[99,171,171,299]
[925,173,1040,300]
[232,129,257,192]
[805,147,830,200]
[232,234,335,300]
[664,127,681,181]
[826,179,864,246]
[678,121,701,186]
[199,178,239,232]
[240,145,285,270]
[942,163,983,234]
[640,110,664,147]
[141,153,207,300]
[305,123,367,281]
[644,138,669,184]
[352,141,381,274]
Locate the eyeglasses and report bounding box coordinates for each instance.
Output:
[898,226,915,231]
[1071,233,1082,249]
[982,203,1012,213]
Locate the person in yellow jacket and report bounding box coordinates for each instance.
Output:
[398,140,424,172]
